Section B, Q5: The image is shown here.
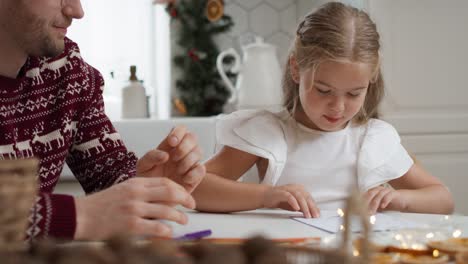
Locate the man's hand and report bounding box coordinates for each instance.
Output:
[136,126,206,193]
[74,177,195,240]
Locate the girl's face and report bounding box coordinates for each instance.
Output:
[293,60,372,131]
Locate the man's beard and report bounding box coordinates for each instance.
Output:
[26,19,65,58]
[34,31,65,58]
[11,6,66,58]
[1,1,66,60]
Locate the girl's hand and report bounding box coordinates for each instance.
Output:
[136,125,206,193]
[262,184,320,218]
[364,186,407,214]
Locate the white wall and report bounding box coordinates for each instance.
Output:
[369,0,468,214]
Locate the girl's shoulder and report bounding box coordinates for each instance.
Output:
[216,109,286,122]
[357,119,413,191]
[357,118,402,156]
[364,118,400,140]
[215,109,288,162]
[216,109,287,135]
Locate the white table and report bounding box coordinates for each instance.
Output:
[171,209,468,241]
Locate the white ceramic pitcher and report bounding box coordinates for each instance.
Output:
[216,37,283,110]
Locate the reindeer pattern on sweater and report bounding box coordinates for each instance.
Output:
[0,38,137,240]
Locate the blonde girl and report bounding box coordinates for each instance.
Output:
[192,2,454,218]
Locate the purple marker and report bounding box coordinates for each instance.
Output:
[175,229,212,240]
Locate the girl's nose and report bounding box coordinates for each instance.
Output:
[62,0,85,19]
[328,96,345,113]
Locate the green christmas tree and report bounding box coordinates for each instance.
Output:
[165,0,234,116]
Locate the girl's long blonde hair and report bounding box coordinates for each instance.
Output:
[283,2,384,124]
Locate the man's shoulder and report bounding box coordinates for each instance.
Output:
[38,38,103,99]
[63,37,84,64]
[62,38,102,78]
[64,37,79,51]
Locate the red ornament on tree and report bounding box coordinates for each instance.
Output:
[168,3,178,18]
[188,48,200,62]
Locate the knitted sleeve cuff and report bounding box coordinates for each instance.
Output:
[45,194,77,240]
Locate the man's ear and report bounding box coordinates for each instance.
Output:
[289,55,300,84]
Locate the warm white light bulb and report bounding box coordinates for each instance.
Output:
[453,229,462,238]
[369,215,376,225]
[337,208,344,217]
[426,232,434,239]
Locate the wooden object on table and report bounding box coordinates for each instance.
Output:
[399,253,450,264]
[369,252,398,264]
[427,237,468,258]
[202,237,320,247]
[456,250,468,264]
[342,188,371,262]
[0,159,38,252]
[281,188,373,263]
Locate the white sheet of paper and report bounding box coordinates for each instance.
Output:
[292,210,420,233]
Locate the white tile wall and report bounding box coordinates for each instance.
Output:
[219,0,366,67]
[172,0,366,115]
[220,0,299,67]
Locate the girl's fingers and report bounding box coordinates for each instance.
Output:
[292,191,311,218]
[364,187,382,212]
[176,149,201,175]
[368,193,381,214]
[157,125,187,151]
[369,188,390,214]
[171,133,198,162]
[379,191,394,210]
[166,125,187,147]
[284,191,300,211]
[181,164,206,192]
[306,195,320,218]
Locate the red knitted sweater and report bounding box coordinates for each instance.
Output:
[0,38,137,240]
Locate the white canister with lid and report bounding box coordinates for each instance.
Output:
[121,65,148,119]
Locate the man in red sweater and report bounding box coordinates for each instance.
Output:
[0,0,206,240]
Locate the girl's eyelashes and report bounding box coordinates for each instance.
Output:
[315,87,331,94]
[314,85,365,97]
[348,92,361,97]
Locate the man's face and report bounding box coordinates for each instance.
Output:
[1,0,84,57]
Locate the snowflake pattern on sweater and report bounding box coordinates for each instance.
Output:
[0,38,137,240]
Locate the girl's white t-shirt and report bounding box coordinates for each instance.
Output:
[215,109,414,210]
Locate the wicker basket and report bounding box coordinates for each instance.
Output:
[0,159,38,251]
